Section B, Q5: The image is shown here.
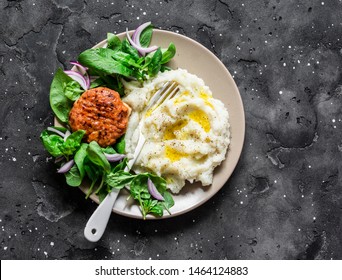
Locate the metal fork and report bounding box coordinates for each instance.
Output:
[84,81,180,242]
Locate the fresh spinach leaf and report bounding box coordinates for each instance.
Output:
[99,74,125,96]
[107,33,122,51]
[65,164,82,187]
[40,130,64,157]
[49,68,74,123]
[114,136,125,154]
[105,170,136,189]
[74,143,88,179]
[87,141,111,173]
[64,80,84,101]
[60,130,85,156]
[111,157,128,173]
[102,146,117,154]
[78,48,133,77]
[90,77,105,89]
[161,42,176,64]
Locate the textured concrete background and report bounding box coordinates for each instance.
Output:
[0,0,342,260]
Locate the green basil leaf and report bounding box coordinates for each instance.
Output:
[65,164,82,187]
[78,48,133,77]
[107,33,122,51]
[112,51,141,68]
[121,39,140,61]
[161,42,176,64]
[49,68,74,123]
[162,191,174,209]
[86,141,111,173]
[139,24,154,47]
[148,48,162,77]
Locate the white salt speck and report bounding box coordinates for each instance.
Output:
[12,157,17,162]
[301,195,304,198]
[307,63,311,66]
[240,201,243,205]
[50,242,54,246]
[44,251,48,256]
[313,217,316,220]
[308,165,312,168]
[10,58,13,62]
[297,60,301,64]
[279,91,283,95]
[174,237,178,240]
[274,180,277,183]
[288,45,292,48]
[298,228,301,231]
[4,247,7,250]
[332,119,336,123]
[137,17,140,20]
[143,12,146,15]
[321,2,324,5]
[283,194,287,198]
[283,63,286,66]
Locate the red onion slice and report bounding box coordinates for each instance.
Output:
[104,153,126,162]
[132,21,152,45]
[55,156,64,164]
[70,60,88,71]
[70,61,90,89]
[126,28,158,56]
[47,127,65,138]
[57,159,75,173]
[64,70,89,90]
[147,178,165,201]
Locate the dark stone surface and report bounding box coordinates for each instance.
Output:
[0,0,341,260]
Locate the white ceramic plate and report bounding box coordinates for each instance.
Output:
[62,29,245,219]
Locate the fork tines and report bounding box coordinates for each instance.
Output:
[145,81,180,112]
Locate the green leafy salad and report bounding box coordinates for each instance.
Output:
[40,22,176,219]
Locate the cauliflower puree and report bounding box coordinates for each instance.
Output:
[123,69,230,193]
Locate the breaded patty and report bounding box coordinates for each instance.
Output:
[69,87,130,147]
